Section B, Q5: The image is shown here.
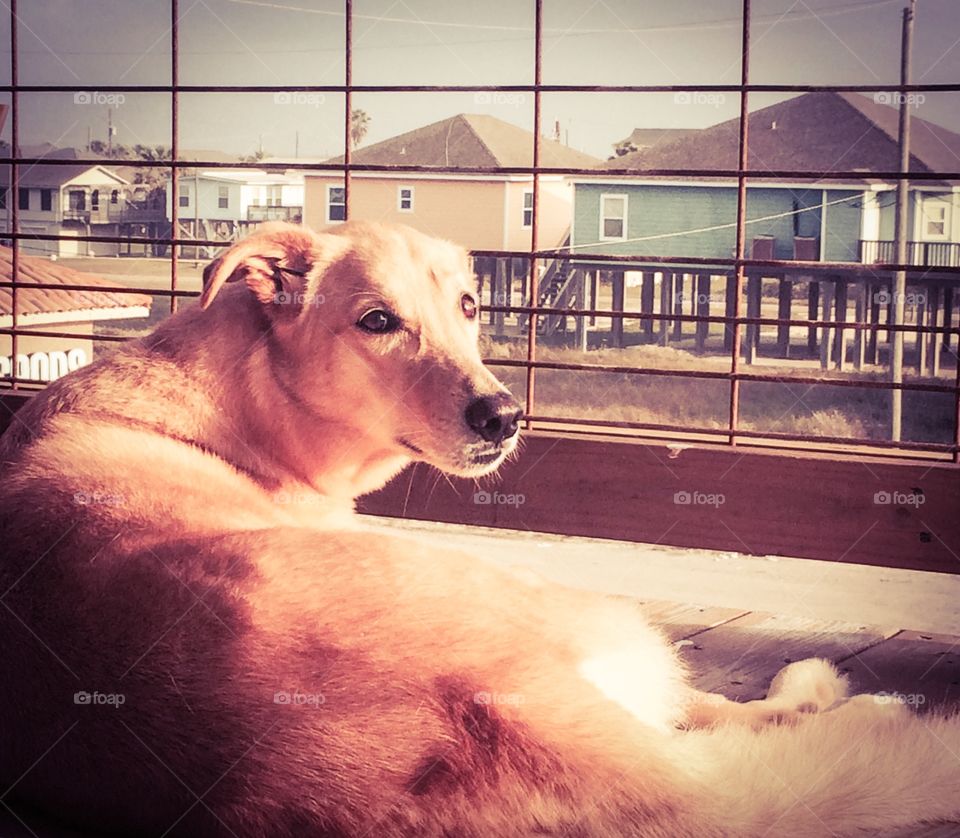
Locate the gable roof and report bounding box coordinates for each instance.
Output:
[328,113,601,171]
[0,164,128,189]
[0,246,151,322]
[601,92,960,182]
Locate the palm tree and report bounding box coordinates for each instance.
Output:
[349,109,370,149]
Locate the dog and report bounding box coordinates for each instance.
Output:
[0,221,957,837]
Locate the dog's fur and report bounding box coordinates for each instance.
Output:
[0,222,957,837]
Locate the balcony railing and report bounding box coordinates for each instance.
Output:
[246,205,302,223]
[860,239,960,267]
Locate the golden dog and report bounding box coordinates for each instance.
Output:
[0,222,957,836]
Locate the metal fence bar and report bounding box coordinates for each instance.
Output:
[728,0,751,446]
[170,0,180,314]
[524,0,543,429]
[8,0,19,389]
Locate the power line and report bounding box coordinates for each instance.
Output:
[222,0,905,36]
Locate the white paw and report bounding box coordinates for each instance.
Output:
[766,658,850,712]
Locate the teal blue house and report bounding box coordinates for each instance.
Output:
[570,92,960,271]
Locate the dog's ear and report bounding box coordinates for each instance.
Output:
[199,223,346,313]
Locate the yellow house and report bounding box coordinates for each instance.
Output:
[303,114,600,252]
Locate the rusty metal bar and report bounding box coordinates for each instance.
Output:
[343,0,352,221]
[728,0,751,446]
[485,358,957,394]
[523,414,957,454]
[524,0,543,429]
[3,83,958,94]
[8,0,19,389]
[4,156,957,181]
[170,0,180,314]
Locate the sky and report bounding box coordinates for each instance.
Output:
[2,0,959,162]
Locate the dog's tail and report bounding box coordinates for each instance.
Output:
[679,662,960,836]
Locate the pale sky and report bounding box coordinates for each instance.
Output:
[4,0,959,161]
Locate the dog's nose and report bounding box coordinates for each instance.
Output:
[465,393,522,444]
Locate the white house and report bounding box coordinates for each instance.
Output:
[0,164,131,257]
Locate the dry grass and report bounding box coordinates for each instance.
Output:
[482,339,952,444]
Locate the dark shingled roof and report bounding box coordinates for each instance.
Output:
[601,92,960,180]
[329,113,601,170]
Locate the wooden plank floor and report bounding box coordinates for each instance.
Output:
[639,599,960,838]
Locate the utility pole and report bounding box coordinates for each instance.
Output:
[891,0,916,442]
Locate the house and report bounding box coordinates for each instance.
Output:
[0,162,132,257]
[554,93,958,371]
[0,245,151,382]
[165,172,244,256]
[303,113,601,253]
[574,92,960,268]
[208,170,305,226]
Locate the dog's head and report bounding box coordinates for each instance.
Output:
[200,222,522,479]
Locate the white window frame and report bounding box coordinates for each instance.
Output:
[522,190,533,227]
[920,196,950,241]
[398,186,414,213]
[217,185,230,209]
[178,183,190,208]
[599,193,628,241]
[327,184,346,222]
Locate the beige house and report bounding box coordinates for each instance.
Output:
[303,114,600,252]
[0,246,151,383]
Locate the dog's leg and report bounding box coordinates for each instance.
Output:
[681,659,849,730]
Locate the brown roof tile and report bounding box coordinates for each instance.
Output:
[0,247,152,319]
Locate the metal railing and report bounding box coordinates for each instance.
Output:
[0,0,957,463]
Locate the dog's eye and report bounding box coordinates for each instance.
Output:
[357,308,400,334]
[461,294,478,320]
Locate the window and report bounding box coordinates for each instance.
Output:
[178,184,190,208]
[40,189,52,211]
[218,186,229,209]
[91,189,100,211]
[111,189,119,204]
[522,191,533,227]
[398,186,414,213]
[17,187,29,211]
[268,186,282,207]
[599,194,627,240]
[0,187,6,209]
[68,190,86,211]
[327,185,346,222]
[921,197,950,240]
